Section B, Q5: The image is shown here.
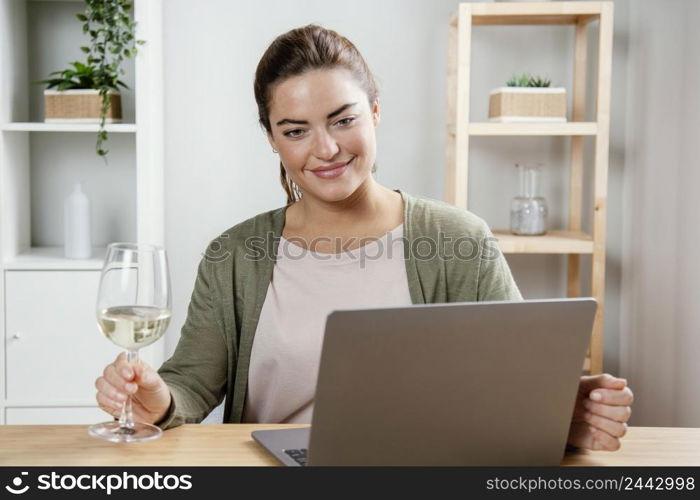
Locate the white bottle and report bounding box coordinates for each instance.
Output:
[64,182,92,259]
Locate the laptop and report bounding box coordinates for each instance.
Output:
[252,298,596,466]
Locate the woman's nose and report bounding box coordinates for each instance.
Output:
[312,129,340,160]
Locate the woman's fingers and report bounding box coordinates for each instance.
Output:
[96,391,122,417]
[585,399,632,423]
[107,355,160,393]
[131,360,163,391]
[567,421,623,451]
[579,374,627,393]
[103,363,138,395]
[584,411,628,438]
[95,381,152,422]
[590,428,622,451]
[95,376,127,403]
[108,352,137,384]
[589,386,634,406]
[95,354,161,422]
[95,354,169,425]
[115,359,135,381]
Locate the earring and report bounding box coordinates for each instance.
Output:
[292,180,302,200]
[272,148,278,154]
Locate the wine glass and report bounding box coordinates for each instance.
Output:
[88,242,171,443]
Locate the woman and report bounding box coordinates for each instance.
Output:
[95,24,633,451]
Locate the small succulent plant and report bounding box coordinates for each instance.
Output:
[506,73,552,88]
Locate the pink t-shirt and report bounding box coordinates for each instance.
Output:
[242,224,412,423]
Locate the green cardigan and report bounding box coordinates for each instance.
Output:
[156,190,522,429]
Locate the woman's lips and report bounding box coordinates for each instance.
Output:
[310,158,353,179]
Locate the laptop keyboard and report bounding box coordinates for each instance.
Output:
[283,448,308,466]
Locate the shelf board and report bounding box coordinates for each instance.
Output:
[450,2,601,26]
[492,230,594,254]
[2,123,137,133]
[449,122,598,136]
[4,247,107,271]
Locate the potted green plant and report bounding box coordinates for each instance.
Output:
[38,0,144,157]
[488,73,567,123]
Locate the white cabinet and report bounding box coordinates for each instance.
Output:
[4,271,114,402]
[0,0,164,424]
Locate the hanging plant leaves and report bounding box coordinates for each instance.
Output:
[35,0,146,161]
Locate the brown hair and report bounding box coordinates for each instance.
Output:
[254,24,379,205]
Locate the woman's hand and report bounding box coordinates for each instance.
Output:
[95,352,172,425]
[567,374,634,451]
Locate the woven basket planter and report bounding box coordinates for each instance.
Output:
[488,87,566,122]
[44,89,122,123]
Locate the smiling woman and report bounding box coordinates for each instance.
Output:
[254,25,379,205]
[93,24,634,454]
[265,69,378,208]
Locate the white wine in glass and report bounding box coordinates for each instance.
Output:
[89,242,171,443]
[97,305,171,350]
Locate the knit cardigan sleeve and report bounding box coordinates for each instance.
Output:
[156,250,229,430]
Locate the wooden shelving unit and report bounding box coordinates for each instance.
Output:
[446,2,614,374]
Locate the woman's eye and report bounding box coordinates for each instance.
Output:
[284,129,304,138]
[283,118,354,138]
[336,117,355,126]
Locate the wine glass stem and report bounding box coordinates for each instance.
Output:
[118,349,138,429]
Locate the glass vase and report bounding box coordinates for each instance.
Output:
[510,163,548,236]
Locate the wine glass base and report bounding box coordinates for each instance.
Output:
[88,421,162,443]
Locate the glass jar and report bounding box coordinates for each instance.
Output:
[510,163,548,235]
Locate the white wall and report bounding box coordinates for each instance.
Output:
[620,0,700,426]
[675,0,700,428]
[162,0,699,426]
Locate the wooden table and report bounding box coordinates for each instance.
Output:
[0,425,698,466]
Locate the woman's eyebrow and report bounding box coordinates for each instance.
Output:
[275,102,357,127]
